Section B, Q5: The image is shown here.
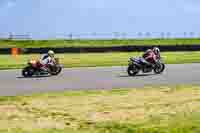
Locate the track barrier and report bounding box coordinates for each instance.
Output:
[0,45,200,54]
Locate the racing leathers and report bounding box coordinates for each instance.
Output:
[39,54,55,72]
[142,49,158,66]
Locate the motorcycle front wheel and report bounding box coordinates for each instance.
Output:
[22,66,34,77]
[154,63,165,74]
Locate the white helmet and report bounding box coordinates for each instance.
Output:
[153,47,160,55]
[48,50,55,57]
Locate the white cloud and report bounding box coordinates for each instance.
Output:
[0,0,16,8]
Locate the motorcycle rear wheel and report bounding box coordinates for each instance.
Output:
[50,65,62,75]
[127,65,139,76]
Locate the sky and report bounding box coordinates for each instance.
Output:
[0,0,200,39]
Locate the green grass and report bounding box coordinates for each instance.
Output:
[1,38,200,48]
[1,85,200,132]
[1,51,200,69]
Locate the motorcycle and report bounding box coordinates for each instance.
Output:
[22,58,62,77]
[127,57,165,76]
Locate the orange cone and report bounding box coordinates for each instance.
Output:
[11,48,18,57]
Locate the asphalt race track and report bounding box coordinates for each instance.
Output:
[0,64,200,96]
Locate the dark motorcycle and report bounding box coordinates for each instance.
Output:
[22,58,62,77]
[127,57,165,76]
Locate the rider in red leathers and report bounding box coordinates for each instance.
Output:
[142,47,160,66]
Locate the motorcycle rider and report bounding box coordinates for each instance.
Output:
[39,50,55,72]
[142,47,160,67]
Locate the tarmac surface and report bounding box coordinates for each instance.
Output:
[0,64,200,96]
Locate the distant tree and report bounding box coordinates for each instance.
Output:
[161,32,165,38]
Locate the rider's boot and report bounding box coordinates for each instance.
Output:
[40,66,49,74]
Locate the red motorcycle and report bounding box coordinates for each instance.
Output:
[22,58,62,77]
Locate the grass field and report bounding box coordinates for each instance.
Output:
[1,38,200,48]
[1,51,200,69]
[0,85,200,133]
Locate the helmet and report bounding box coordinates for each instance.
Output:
[153,47,160,55]
[48,50,55,57]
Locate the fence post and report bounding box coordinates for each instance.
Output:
[8,32,13,40]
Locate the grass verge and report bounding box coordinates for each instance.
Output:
[1,38,200,48]
[0,51,200,69]
[0,85,200,132]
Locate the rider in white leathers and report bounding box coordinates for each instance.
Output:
[39,50,55,72]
